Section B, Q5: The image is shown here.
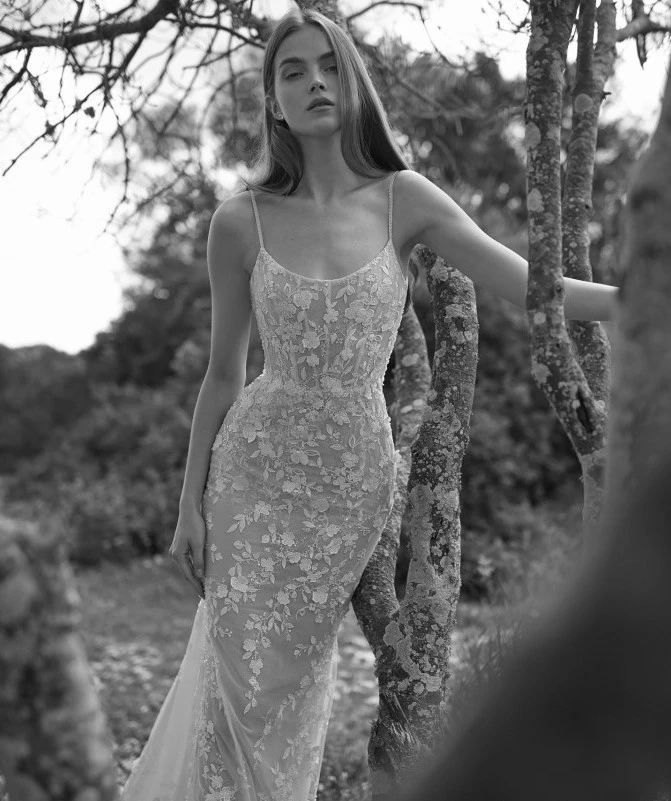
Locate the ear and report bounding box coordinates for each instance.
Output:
[267,96,281,118]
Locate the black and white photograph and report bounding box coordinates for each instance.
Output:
[1,1,671,799]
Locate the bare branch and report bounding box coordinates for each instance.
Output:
[1,80,100,175]
[617,7,671,44]
[345,0,424,23]
[0,0,179,56]
[0,48,30,105]
[485,0,531,34]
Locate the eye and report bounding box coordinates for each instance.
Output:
[285,65,337,79]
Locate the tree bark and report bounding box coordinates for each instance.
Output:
[525,0,609,537]
[393,46,671,799]
[562,0,617,528]
[353,246,478,798]
[0,515,119,801]
[394,450,671,801]
[601,20,671,516]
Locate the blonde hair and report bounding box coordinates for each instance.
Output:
[241,7,418,310]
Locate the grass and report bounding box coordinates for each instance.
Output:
[71,487,585,799]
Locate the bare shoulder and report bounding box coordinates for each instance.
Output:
[210,190,257,278]
[206,191,255,383]
[394,170,439,249]
[394,169,465,249]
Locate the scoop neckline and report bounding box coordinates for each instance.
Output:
[252,236,397,283]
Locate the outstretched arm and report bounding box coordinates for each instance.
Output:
[404,171,618,322]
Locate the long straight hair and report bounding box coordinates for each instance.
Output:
[240,7,418,310]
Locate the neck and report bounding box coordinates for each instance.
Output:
[292,134,376,206]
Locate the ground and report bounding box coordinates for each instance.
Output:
[73,555,523,800]
[68,486,585,799]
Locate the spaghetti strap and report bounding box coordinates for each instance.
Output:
[249,189,265,251]
[251,174,397,263]
[388,171,398,243]
[251,175,395,252]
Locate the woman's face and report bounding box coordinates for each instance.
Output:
[271,26,341,135]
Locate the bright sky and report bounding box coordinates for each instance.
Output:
[1,0,668,354]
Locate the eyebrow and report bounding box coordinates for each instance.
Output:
[278,50,335,70]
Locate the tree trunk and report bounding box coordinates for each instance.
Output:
[562,0,617,528]
[394,43,671,799]
[0,515,119,801]
[601,27,671,514]
[352,246,478,798]
[525,0,609,536]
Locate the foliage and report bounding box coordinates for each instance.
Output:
[0,344,93,473]
[5,383,192,564]
[80,175,218,387]
[0,48,645,595]
[459,483,583,604]
[469,268,579,492]
[393,211,580,599]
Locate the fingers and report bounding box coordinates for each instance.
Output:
[192,553,205,581]
[171,552,204,600]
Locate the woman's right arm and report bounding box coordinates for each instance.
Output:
[171,194,253,595]
[178,194,253,516]
[177,374,244,516]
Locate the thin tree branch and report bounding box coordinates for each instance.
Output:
[617,13,671,41]
[0,0,179,56]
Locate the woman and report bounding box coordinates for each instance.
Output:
[120,7,616,801]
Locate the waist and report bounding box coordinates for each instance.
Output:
[260,371,384,401]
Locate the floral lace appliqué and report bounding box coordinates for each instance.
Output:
[119,187,407,801]
[197,245,407,800]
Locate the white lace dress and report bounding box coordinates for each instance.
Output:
[119,171,407,801]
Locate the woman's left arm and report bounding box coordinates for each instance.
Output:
[404,171,618,322]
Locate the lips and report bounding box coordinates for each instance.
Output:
[307,99,333,110]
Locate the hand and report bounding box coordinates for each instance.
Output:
[168,507,206,600]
